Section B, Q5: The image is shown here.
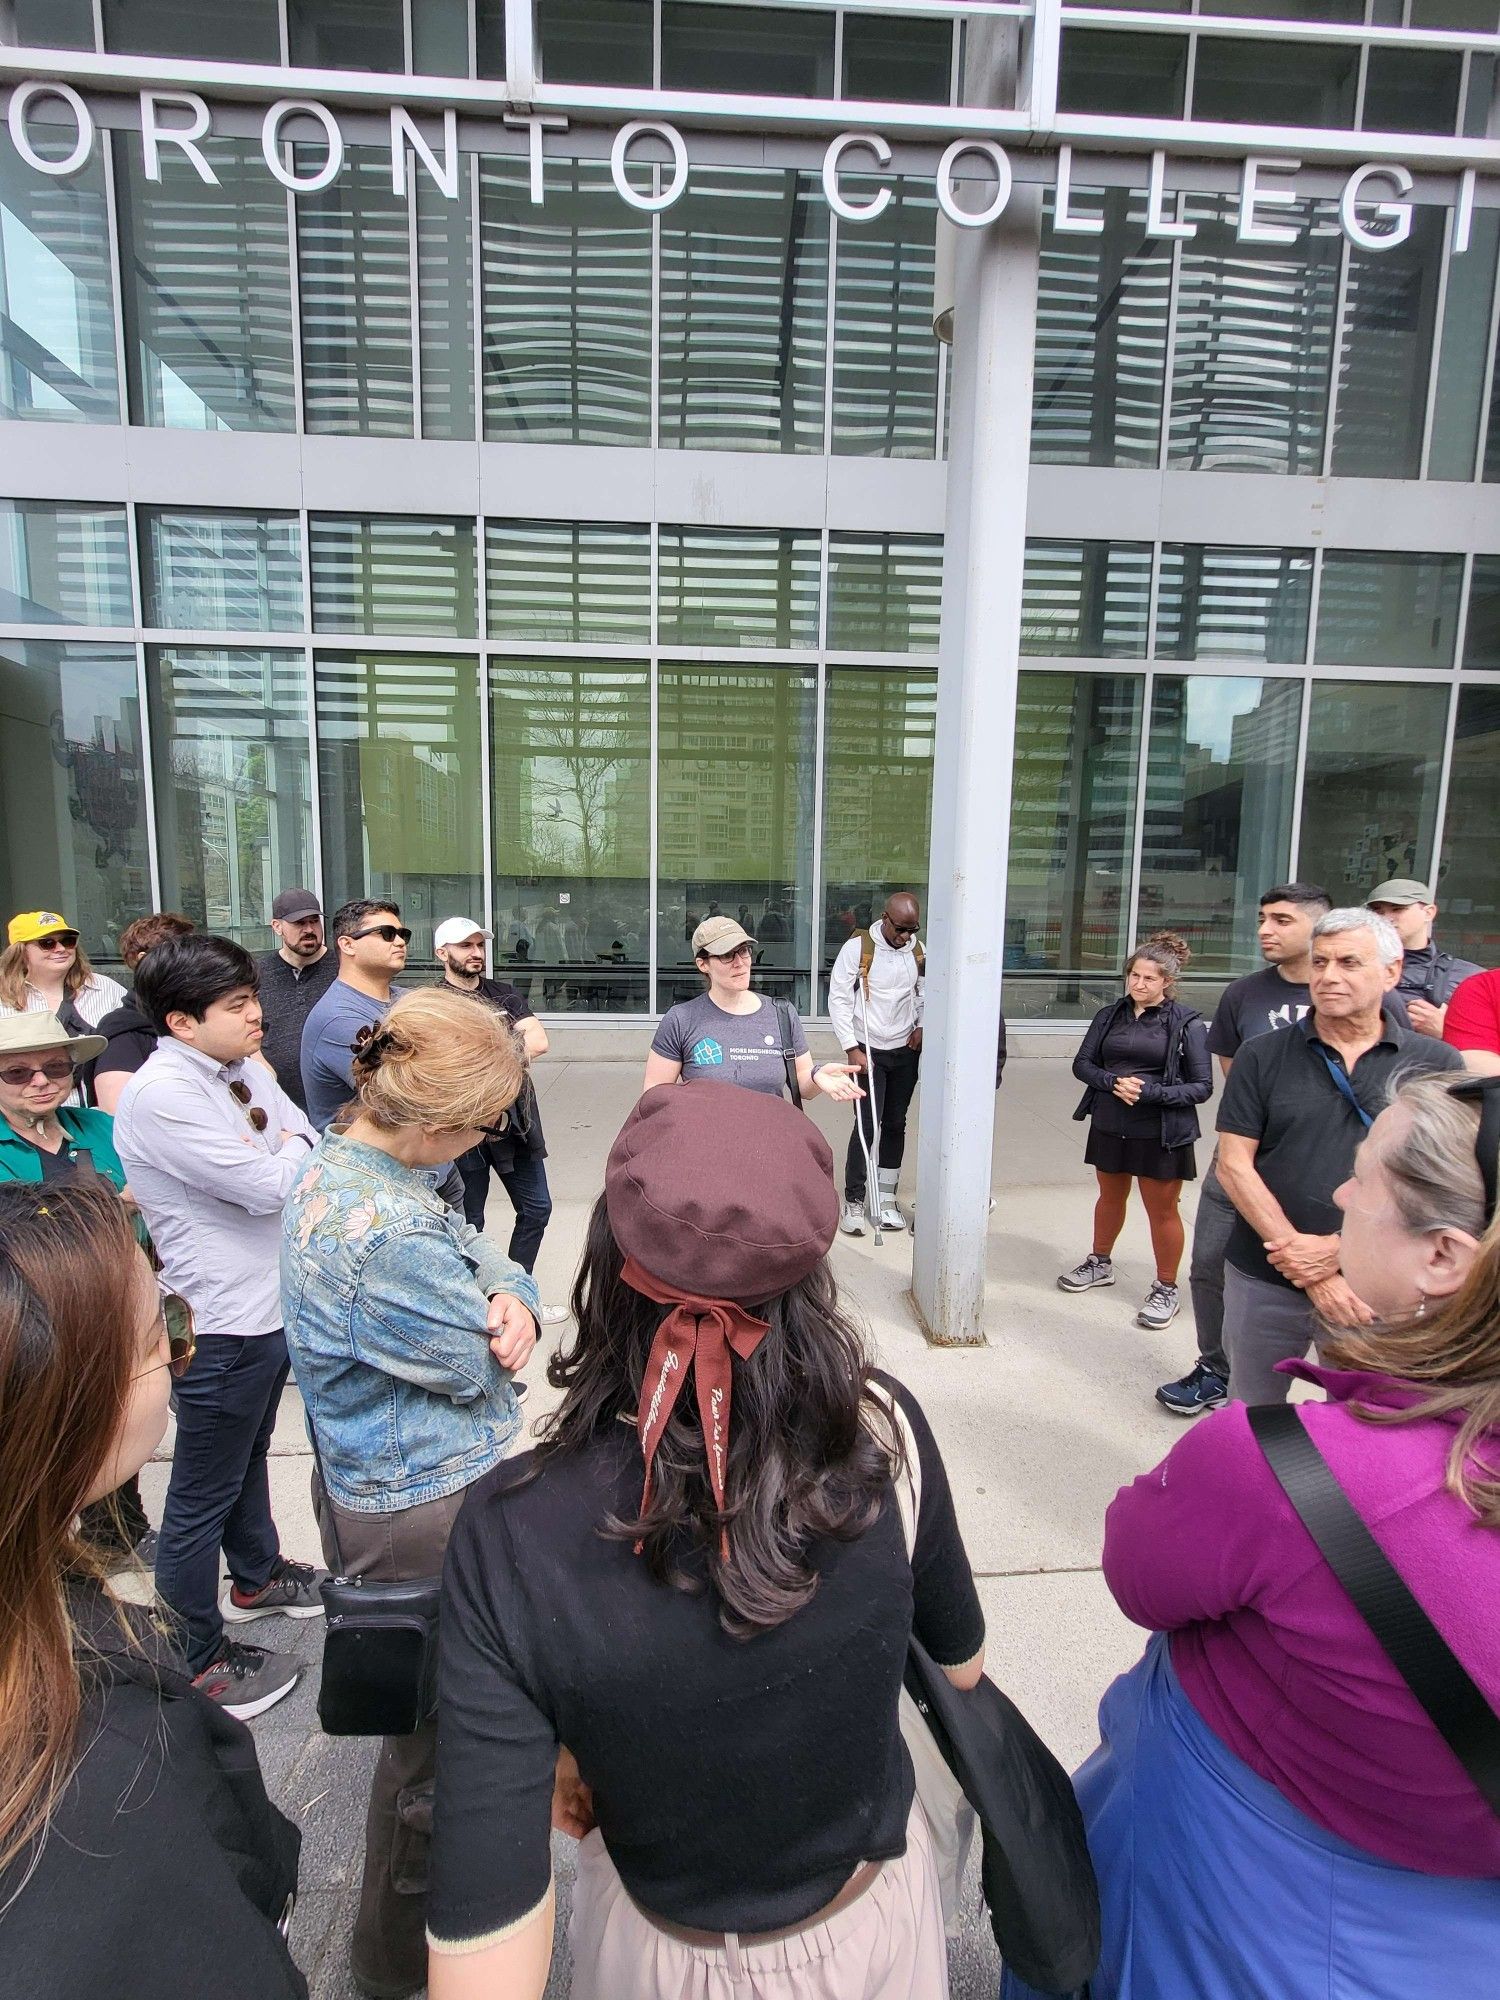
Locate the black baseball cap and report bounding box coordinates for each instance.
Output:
[272,888,322,922]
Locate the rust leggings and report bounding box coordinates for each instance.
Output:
[1092,1170,1186,1284]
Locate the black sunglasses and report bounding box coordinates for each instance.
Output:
[887,922,919,937]
[35,931,79,950]
[228,1079,269,1133]
[1447,1075,1500,1229]
[136,1292,196,1380]
[352,924,412,946]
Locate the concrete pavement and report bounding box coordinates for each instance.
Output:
[138,1048,1226,1998]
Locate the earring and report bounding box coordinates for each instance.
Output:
[1415,1294,1428,1318]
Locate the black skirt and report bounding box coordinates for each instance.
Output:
[1085,1128,1197,1183]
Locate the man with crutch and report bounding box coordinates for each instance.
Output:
[829,891,925,1237]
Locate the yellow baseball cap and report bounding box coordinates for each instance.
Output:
[7,910,75,946]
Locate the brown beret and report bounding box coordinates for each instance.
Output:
[606,1083,839,1304]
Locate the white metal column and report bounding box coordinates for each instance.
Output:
[911,183,1042,1347]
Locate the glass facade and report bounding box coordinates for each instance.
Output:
[2,15,1499,1022]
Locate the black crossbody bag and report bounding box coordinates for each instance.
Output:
[307,1421,443,1739]
[773,997,803,1108]
[1248,1403,1500,1819]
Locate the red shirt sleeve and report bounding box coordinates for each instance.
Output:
[1443,969,1500,1055]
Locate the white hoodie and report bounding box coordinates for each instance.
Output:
[827,925,924,1053]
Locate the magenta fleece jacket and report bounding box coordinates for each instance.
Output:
[1104,1363,1500,1877]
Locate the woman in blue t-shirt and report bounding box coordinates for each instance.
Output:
[645,915,863,1107]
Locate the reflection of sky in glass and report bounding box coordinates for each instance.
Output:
[2,208,80,410]
[61,650,136,748]
[1183,676,1265,762]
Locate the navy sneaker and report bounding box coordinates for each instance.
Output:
[1155,1360,1229,1417]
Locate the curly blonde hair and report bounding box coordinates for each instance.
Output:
[350,988,525,1135]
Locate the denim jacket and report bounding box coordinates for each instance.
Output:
[280,1134,539,1514]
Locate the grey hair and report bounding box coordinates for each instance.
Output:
[1378,1074,1489,1242]
[1313,906,1404,967]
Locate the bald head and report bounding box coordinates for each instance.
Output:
[881,893,920,948]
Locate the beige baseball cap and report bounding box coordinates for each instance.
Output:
[1367,879,1433,907]
[691,915,758,958]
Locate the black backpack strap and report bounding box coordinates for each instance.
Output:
[1247,1403,1500,1819]
[772,998,802,1108]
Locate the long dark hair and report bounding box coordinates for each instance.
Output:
[535,1196,897,1640]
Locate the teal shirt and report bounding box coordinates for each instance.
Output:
[0,1106,127,1190]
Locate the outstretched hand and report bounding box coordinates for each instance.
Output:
[814,1063,866,1103]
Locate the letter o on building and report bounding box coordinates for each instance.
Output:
[262,99,346,193]
[611,120,689,212]
[7,81,94,177]
[935,139,1013,230]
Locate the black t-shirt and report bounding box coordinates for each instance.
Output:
[1208,966,1410,1061]
[253,950,339,1115]
[1216,1013,1463,1287]
[436,976,545,1162]
[427,1372,983,1946]
[92,998,158,1081]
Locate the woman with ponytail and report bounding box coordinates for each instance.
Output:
[0,1180,302,1997]
[1059,933,1213,1331]
[280,985,539,2000]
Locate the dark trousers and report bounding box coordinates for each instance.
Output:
[154,1330,289,1674]
[1187,1162,1236,1380]
[457,1144,553,1274]
[845,1044,921,1200]
[78,1472,150,1556]
[313,1476,467,1997]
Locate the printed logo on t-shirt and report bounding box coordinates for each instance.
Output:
[689,1037,724,1068]
[1267,1001,1311,1032]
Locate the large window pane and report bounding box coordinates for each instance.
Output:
[1438,688,1500,964]
[116,136,295,432]
[821,670,936,1003]
[149,649,313,951]
[842,14,953,103]
[14,0,96,46]
[1033,189,1171,468]
[1362,47,1463,134]
[1429,209,1499,482]
[486,521,650,643]
[417,174,474,440]
[1058,31,1187,117]
[315,652,484,965]
[1296,682,1447,907]
[0,642,149,963]
[1140,675,1302,973]
[1022,542,1151,658]
[490,662,651,1013]
[480,157,651,445]
[1330,208,1444,479]
[0,501,131,625]
[658,530,819,649]
[310,516,477,639]
[1156,546,1313,663]
[659,169,829,454]
[142,510,303,632]
[662,3,835,94]
[521,0,654,83]
[1193,38,1358,125]
[1005,671,1143,1020]
[1464,555,1500,667]
[297,147,414,437]
[657,668,816,1010]
[827,535,943,654]
[100,0,279,58]
[413,0,470,74]
[831,181,939,458]
[1315,551,1463,668]
[1169,196,1340,474]
[287,0,405,69]
[0,126,118,422]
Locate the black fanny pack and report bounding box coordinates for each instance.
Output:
[310,1423,442,1739]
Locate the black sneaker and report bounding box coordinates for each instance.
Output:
[221,1556,328,1624]
[1155,1360,1229,1417]
[192,1640,300,1720]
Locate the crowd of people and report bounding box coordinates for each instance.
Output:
[0,875,1496,2000]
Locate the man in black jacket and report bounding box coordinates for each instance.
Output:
[1366,877,1482,1042]
[253,889,337,1114]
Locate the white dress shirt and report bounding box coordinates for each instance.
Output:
[114,1039,317,1337]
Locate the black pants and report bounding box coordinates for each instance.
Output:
[456,1144,553,1274]
[845,1044,921,1200]
[78,1473,150,1556]
[154,1330,290,1674]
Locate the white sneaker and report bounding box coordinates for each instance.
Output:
[875,1173,906,1231]
[539,1304,570,1324]
[839,1200,866,1236]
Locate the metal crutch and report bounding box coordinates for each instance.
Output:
[856,976,885,1247]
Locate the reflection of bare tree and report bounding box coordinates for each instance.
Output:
[505,671,636,874]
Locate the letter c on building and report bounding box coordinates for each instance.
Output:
[823,133,893,223]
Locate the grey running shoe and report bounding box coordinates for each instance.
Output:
[1057,1253,1114,1292]
[1137,1281,1181,1330]
[221,1556,327,1624]
[192,1641,300,1720]
[839,1199,867,1236]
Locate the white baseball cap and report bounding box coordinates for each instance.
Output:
[434,917,491,951]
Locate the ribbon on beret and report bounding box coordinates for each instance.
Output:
[622,1252,769,1562]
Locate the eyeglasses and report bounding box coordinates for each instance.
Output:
[710,944,756,964]
[228,1079,269,1133]
[1447,1075,1500,1229]
[887,922,919,937]
[0,1056,75,1088]
[34,932,79,952]
[136,1292,196,1380]
[352,924,412,946]
[479,1111,511,1139]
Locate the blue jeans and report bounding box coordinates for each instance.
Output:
[154,1330,289,1673]
[458,1145,553,1275]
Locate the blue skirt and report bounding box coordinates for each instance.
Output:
[1002,1635,1500,2000]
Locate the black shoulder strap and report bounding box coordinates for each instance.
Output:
[772,998,802,1108]
[1247,1403,1500,1818]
